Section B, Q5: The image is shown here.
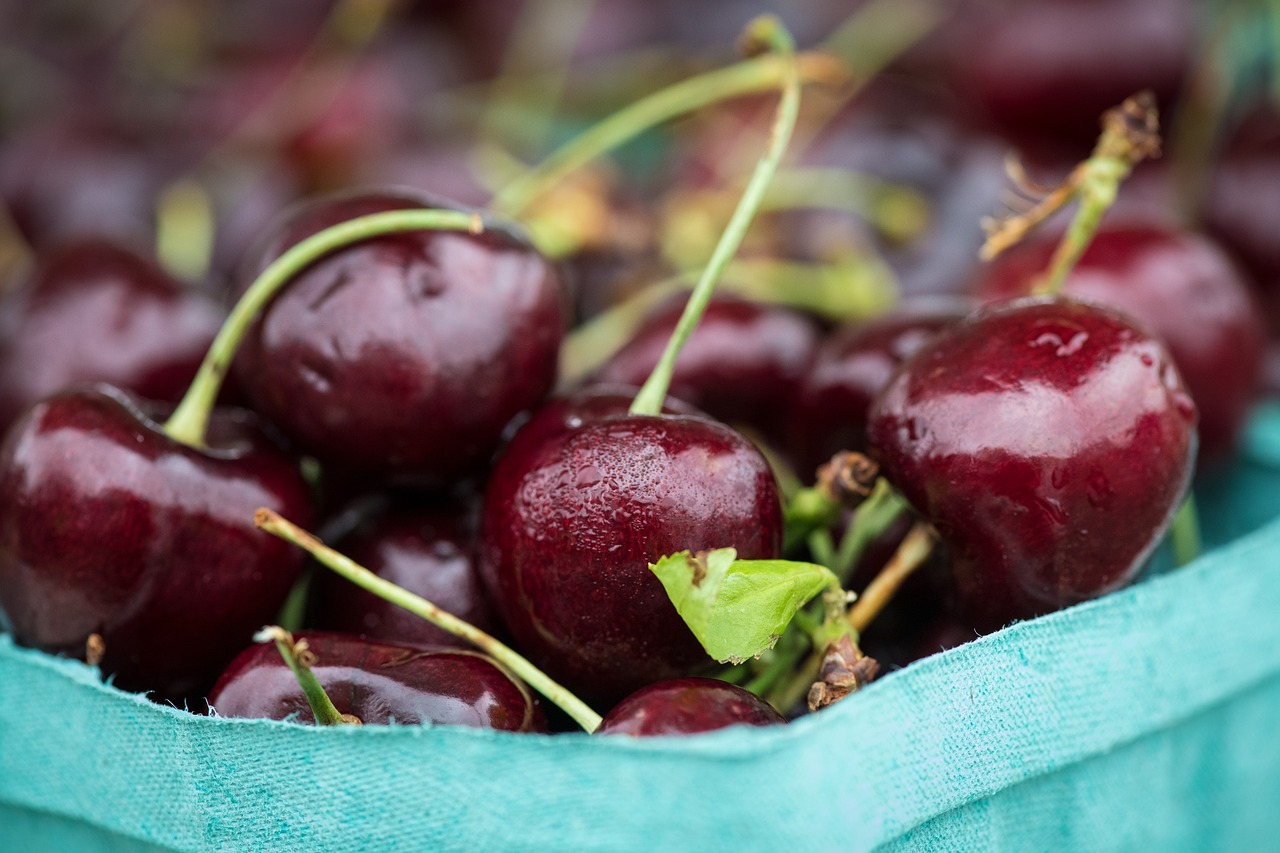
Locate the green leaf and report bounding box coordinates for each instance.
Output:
[649,548,839,664]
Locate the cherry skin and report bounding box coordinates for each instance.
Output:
[974,226,1264,464]
[590,295,821,446]
[867,298,1197,629]
[480,412,783,705]
[596,677,785,736]
[0,386,313,702]
[308,502,502,650]
[208,632,546,731]
[0,238,224,433]
[232,189,567,488]
[787,299,970,477]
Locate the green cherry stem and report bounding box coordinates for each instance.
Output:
[1171,494,1202,567]
[979,91,1161,294]
[489,44,841,218]
[255,508,604,733]
[629,16,801,417]
[254,625,357,726]
[162,209,484,449]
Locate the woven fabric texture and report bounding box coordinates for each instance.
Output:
[1,405,1279,852]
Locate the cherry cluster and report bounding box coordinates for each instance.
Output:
[0,1,1274,737]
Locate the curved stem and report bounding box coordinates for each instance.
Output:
[847,521,935,633]
[490,50,844,218]
[630,17,802,416]
[255,509,603,733]
[255,626,355,726]
[980,92,1161,289]
[163,209,484,449]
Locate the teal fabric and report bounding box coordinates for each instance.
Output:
[2,404,1279,853]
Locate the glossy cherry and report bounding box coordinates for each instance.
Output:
[232,189,567,488]
[787,299,969,476]
[480,411,783,705]
[208,632,546,731]
[308,502,502,650]
[0,239,224,432]
[596,677,785,736]
[590,295,821,445]
[975,226,1264,463]
[867,298,1197,629]
[0,386,313,701]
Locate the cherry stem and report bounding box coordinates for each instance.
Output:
[489,45,843,218]
[629,16,802,417]
[163,209,485,449]
[1171,493,1202,567]
[979,92,1161,295]
[846,521,935,632]
[254,626,357,726]
[254,508,604,733]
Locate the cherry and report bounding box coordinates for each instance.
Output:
[975,225,1264,464]
[0,386,312,701]
[0,238,224,432]
[867,298,1197,629]
[590,295,821,445]
[480,17,797,706]
[308,502,502,650]
[596,677,785,736]
[787,298,970,477]
[208,631,546,731]
[479,412,783,704]
[946,0,1194,151]
[231,189,567,488]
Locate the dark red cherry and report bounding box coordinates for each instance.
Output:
[947,0,1194,150]
[867,299,1197,629]
[232,189,567,488]
[590,295,821,445]
[974,226,1264,463]
[596,677,785,736]
[308,502,501,649]
[787,299,969,477]
[208,632,546,731]
[0,239,224,432]
[479,413,783,705]
[0,386,313,702]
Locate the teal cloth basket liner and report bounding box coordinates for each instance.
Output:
[2,405,1280,853]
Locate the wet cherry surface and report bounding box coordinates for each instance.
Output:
[232,190,567,488]
[867,298,1197,628]
[480,412,782,705]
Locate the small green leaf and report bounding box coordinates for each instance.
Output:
[649,548,839,664]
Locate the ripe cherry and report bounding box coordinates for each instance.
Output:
[597,677,785,736]
[0,386,312,701]
[590,295,821,446]
[232,189,567,488]
[209,632,546,731]
[308,502,502,650]
[867,298,1197,628]
[480,411,782,704]
[0,238,223,432]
